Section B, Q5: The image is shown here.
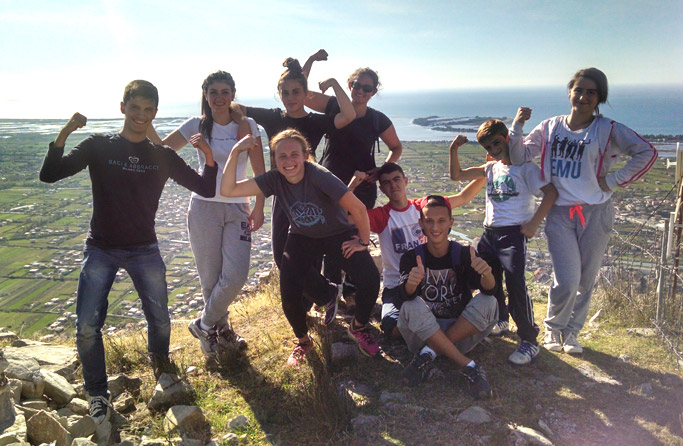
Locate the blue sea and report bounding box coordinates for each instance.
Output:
[2,85,681,154]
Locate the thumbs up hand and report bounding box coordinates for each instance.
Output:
[407,255,426,289]
[470,246,492,277]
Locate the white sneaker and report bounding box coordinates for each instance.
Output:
[563,332,583,354]
[542,329,563,352]
[490,320,509,336]
[508,341,540,365]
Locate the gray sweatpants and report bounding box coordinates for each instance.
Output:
[544,200,614,336]
[397,293,498,355]
[187,199,251,328]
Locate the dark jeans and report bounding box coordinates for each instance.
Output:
[281,231,380,338]
[476,226,539,343]
[77,243,170,397]
[380,286,401,335]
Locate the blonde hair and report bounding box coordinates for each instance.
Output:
[270,129,315,162]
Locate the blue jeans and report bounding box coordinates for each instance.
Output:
[76,243,170,397]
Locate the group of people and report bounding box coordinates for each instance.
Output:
[39,52,657,424]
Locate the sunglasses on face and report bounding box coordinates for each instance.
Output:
[351,81,375,93]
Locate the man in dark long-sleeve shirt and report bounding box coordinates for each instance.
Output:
[39,80,217,424]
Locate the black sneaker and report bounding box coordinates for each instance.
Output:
[149,353,178,380]
[88,394,112,424]
[401,352,435,386]
[461,364,492,399]
[216,323,248,351]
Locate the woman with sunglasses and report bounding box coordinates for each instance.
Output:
[230,57,355,269]
[303,49,403,209]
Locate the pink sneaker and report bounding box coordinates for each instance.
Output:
[347,324,380,357]
[286,341,313,367]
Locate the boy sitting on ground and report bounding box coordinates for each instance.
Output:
[397,195,497,399]
[449,109,558,365]
[350,160,484,340]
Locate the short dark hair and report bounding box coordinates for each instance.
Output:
[568,67,609,114]
[377,162,404,179]
[476,119,508,144]
[122,80,159,108]
[420,195,452,219]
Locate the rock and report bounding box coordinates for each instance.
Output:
[13,406,38,422]
[163,405,209,441]
[178,439,204,446]
[0,352,7,375]
[140,439,167,446]
[66,398,89,416]
[147,374,194,412]
[68,415,97,438]
[457,406,492,424]
[108,374,142,400]
[351,414,381,433]
[331,342,361,362]
[3,352,42,398]
[0,379,16,432]
[508,424,553,445]
[633,382,654,397]
[537,418,553,438]
[3,345,79,381]
[379,391,405,404]
[222,433,239,445]
[113,392,136,414]
[26,410,72,446]
[576,364,621,386]
[617,354,632,363]
[7,380,20,404]
[20,399,47,411]
[19,377,44,400]
[57,407,74,417]
[0,413,26,445]
[71,439,97,446]
[40,369,76,406]
[227,414,249,430]
[91,420,112,446]
[0,333,18,344]
[626,327,657,337]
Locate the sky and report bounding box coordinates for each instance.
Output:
[1,0,681,118]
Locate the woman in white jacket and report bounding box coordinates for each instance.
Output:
[509,68,657,354]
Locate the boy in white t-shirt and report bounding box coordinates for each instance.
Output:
[450,109,558,365]
[353,158,485,340]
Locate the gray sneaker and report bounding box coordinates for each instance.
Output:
[563,332,583,354]
[188,317,220,357]
[216,323,247,351]
[542,328,563,352]
[88,394,112,425]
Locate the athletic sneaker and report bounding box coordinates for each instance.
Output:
[188,317,220,357]
[88,394,112,425]
[508,341,540,365]
[216,323,247,351]
[563,332,583,354]
[323,284,343,326]
[542,328,563,352]
[490,320,510,337]
[286,341,313,367]
[402,352,435,386]
[461,364,492,400]
[347,323,380,357]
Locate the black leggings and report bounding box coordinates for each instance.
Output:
[280,231,380,338]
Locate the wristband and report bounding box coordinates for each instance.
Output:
[359,240,370,247]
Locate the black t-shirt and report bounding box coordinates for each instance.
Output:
[320,96,392,184]
[398,241,494,319]
[245,107,335,166]
[39,134,217,249]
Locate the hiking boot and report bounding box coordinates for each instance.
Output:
[402,352,435,386]
[542,328,563,352]
[508,341,540,365]
[347,323,380,357]
[490,320,510,337]
[149,352,178,380]
[286,341,313,367]
[323,284,343,326]
[461,364,492,400]
[88,394,112,425]
[216,323,248,351]
[188,317,220,357]
[563,332,583,354]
